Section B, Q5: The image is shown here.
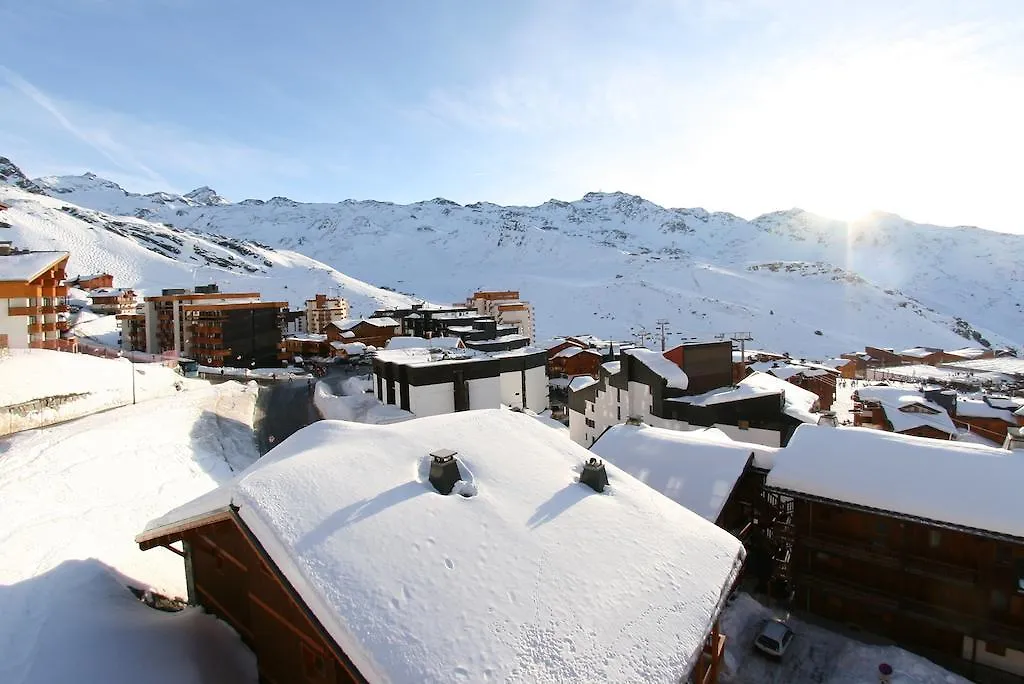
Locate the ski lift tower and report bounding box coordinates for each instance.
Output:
[715,331,754,367]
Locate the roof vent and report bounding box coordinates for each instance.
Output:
[428,448,462,494]
[625,416,644,426]
[817,411,838,427]
[1004,427,1024,452]
[580,457,609,493]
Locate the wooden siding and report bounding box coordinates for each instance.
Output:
[788,498,1024,674]
[181,518,366,684]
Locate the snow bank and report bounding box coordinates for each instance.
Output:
[769,425,1024,538]
[0,382,260,684]
[313,379,412,424]
[0,349,205,435]
[146,410,744,683]
[591,424,764,521]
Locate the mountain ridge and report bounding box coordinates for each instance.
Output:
[3,156,1021,357]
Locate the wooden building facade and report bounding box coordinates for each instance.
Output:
[138,511,366,684]
[768,492,1024,679]
[0,251,74,351]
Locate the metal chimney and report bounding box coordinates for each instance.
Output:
[817,411,838,427]
[428,448,462,494]
[580,457,609,493]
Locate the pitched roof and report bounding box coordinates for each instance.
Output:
[592,424,772,521]
[624,348,689,390]
[0,251,69,282]
[853,386,958,435]
[768,425,1024,539]
[674,371,819,423]
[140,410,744,683]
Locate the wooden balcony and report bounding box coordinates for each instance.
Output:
[26,323,43,333]
[8,306,36,316]
[802,532,900,570]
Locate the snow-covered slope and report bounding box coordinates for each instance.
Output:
[15,159,1024,356]
[0,169,415,315]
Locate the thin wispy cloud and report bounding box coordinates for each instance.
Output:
[0,65,168,188]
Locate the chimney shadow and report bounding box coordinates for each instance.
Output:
[296,480,428,554]
[527,483,591,529]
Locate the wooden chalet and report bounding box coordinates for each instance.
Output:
[325,317,400,349]
[767,425,1024,680]
[549,345,604,378]
[851,385,958,440]
[0,250,74,351]
[137,410,743,684]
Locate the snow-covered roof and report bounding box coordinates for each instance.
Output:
[87,287,132,297]
[957,397,1020,423]
[286,332,328,343]
[768,425,1024,539]
[601,361,621,375]
[364,316,400,327]
[385,336,464,350]
[71,272,112,281]
[624,348,688,390]
[341,330,355,338]
[820,357,853,369]
[330,317,400,332]
[675,371,819,424]
[568,375,598,392]
[141,410,744,683]
[374,347,482,367]
[899,347,940,358]
[854,386,958,435]
[749,361,831,380]
[941,357,1024,378]
[1016,405,1024,417]
[336,342,367,354]
[592,424,771,521]
[946,347,990,360]
[0,251,68,282]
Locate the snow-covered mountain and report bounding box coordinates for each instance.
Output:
[0,161,415,314]
[9,156,1023,357]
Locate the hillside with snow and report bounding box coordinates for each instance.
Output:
[5,155,1022,356]
[0,160,414,315]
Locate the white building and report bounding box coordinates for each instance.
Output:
[372,346,548,417]
[137,409,744,683]
[466,290,535,343]
[304,293,349,333]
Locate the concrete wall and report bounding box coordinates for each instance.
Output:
[468,376,502,410]
[409,382,455,417]
[524,365,548,412]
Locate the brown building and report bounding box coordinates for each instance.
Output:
[767,425,1024,680]
[0,250,74,351]
[549,345,604,378]
[851,385,958,440]
[864,346,902,367]
[325,317,400,349]
[70,272,114,290]
[750,361,839,411]
[304,294,349,334]
[137,410,742,684]
[282,333,330,360]
[955,396,1024,444]
[183,300,287,368]
[898,347,947,366]
[88,287,136,315]
[116,312,146,352]
[838,353,869,378]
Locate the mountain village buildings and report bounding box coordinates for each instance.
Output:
[0,250,73,351]
[304,293,349,333]
[465,289,535,343]
[137,411,742,684]
[86,287,136,315]
[118,284,286,367]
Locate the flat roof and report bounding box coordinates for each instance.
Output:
[140,410,743,683]
[143,291,260,302]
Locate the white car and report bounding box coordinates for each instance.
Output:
[754,619,794,659]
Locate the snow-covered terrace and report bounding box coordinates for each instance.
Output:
[768,425,1024,540]
[141,410,745,683]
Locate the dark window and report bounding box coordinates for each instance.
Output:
[617,406,621,420]
[929,530,941,548]
[996,544,1012,566]
[585,417,595,428]
[991,589,1009,612]
[986,641,1007,657]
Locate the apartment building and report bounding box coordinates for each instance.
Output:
[466,290,534,343]
[0,250,73,351]
[304,294,349,333]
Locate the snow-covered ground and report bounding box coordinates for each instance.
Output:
[68,309,121,346]
[0,349,206,435]
[0,381,260,684]
[313,375,413,424]
[720,594,969,684]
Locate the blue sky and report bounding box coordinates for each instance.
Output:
[1,0,1022,232]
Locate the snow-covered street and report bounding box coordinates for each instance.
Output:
[0,381,260,684]
[720,594,970,684]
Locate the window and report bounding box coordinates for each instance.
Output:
[617,406,621,420]
[996,544,1012,566]
[1016,560,1024,594]
[738,420,750,430]
[585,418,595,428]
[991,589,1008,612]
[986,641,1007,657]
[928,530,941,548]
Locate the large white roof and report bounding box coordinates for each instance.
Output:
[854,385,958,435]
[676,371,819,423]
[591,424,773,521]
[141,410,743,683]
[0,251,67,282]
[768,425,1024,538]
[624,348,689,390]
[385,335,463,350]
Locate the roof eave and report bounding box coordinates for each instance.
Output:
[135,506,234,550]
